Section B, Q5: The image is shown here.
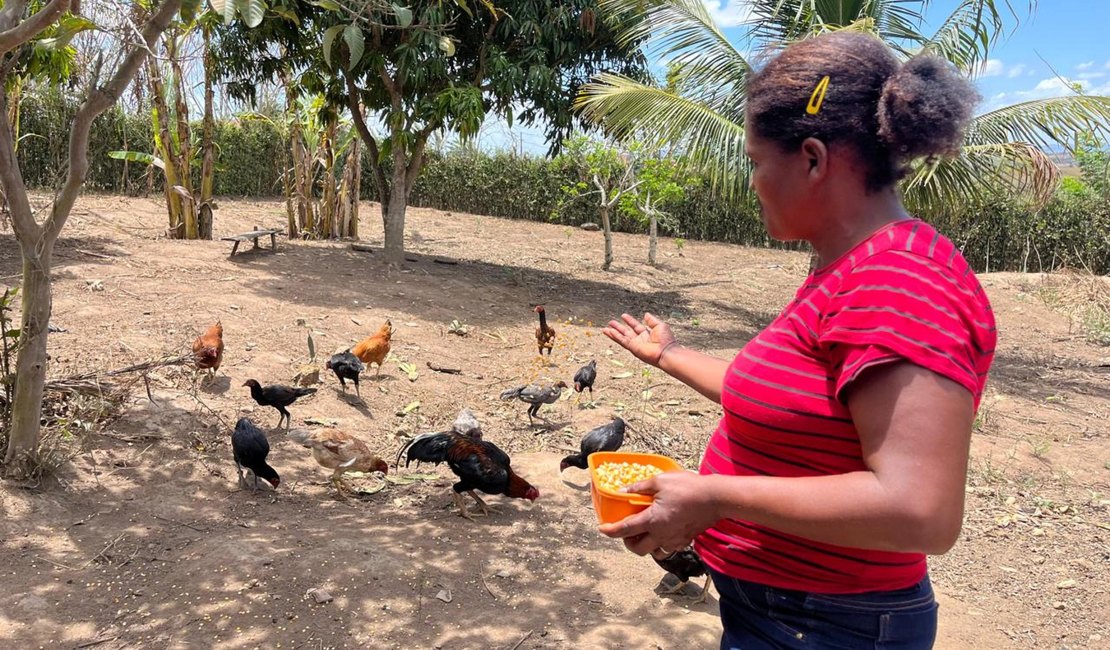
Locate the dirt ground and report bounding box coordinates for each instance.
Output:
[0,194,1107,650]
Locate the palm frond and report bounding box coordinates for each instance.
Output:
[598,0,752,120]
[918,0,1034,71]
[575,73,750,202]
[903,141,1058,216]
[968,94,1110,151]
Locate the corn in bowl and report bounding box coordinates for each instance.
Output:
[595,461,664,492]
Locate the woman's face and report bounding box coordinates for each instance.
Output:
[744,123,821,242]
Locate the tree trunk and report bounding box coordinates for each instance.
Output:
[197,23,216,241]
[320,115,337,239]
[3,250,50,471]
[147,62,182,237]
[168,32,197,240]
[345,136,360,239]
[600,204,613,271]
[648,212,658,266]
[382,158,407,265]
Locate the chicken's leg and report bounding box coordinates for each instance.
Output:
[354,379,361,398]
[692,576,712,604]
[663,578,690,595]
[453,491,475,521]
[468,491,500,516]
[278,406,291,429]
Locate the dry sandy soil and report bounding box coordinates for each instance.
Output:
[0,195,1107,650]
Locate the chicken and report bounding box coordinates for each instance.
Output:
[351,320,393,375]
[396,430,539,521]
[192,320,224,379]
[231,417,280,491]
[243,379,317,428]
[326,350,365,397]
[534,305,555,356]
[287,428,387,497]
[452,408,482,440]
[499,381,568,425]
[560,417,626,472]
[653,547,711,604]
[573,360,597,397]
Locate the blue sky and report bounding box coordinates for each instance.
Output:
[475,0,1110,155]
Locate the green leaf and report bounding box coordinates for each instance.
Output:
[612,371,633,379]
[438,36,455,57]
[322,24,345,69]
[180,0,204,22]
[308,0,342,10]
[208,0,227,14]
[108,150,165,170]
[4,328,20,339]
[38,15,96,49]
[401,400,421,414]
[240,0,266,28]
[271,5,299,23]
[392,3,413,27]
[343,24,365,70]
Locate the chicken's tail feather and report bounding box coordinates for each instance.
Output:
[293,387,318,397]
[396,431,451,468]
[499,386,524,401]
[287,428,313,447]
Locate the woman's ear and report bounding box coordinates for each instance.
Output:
[800,137,828,180]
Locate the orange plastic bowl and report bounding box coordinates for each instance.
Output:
[588,451,684,525]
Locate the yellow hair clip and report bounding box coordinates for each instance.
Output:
[806,75,830,115]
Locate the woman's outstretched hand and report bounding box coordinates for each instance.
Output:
[602,313,678,368]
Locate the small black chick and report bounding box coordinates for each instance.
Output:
[326,350,365,397]
[560,417,625,472]
[231,417,280,491]
[573,360,597,397]
[653,548,711,603]
[243,379,317,428]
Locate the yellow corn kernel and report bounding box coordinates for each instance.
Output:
[595,461,663,492]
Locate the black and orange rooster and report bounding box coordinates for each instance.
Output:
[534,305,555,356]
[396,428,539,521]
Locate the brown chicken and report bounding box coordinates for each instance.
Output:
[192,320,224,378]
[396,430,539,521]
[351,320,393,375]
[534,306,555,356]
[287,428,388,497]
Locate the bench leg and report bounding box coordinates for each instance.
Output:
[230,240,240,256]
[252,236,261,250]
[270,233,276,250]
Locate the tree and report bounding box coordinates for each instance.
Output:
[0,0,186,476]
[576,0,1110,214]
[618,155,696,265]
[213,0,647,264]
[554,135,642,270]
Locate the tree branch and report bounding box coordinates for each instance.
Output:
[0,86,39,247]
[346,74,389,207]
[0,0,69,57]
[44,0,182,241]
[403,122,438,198]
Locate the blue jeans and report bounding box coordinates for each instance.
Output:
[710,569,938,649]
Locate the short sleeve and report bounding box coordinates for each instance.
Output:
[817,250,988,403]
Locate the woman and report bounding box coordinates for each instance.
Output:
[600,32,997,650]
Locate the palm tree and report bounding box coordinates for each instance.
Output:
[575,0,1110,216]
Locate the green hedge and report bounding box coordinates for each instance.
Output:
[13,91,1109,274]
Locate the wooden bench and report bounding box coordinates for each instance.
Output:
[222,227,283,256]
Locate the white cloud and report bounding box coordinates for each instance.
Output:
[1006,63,1028,79]
[983,76,1110,111]
[702,0,751,28]
[1077,61,1095,71]
[1078,71,1107,80]
[979,59,1005,77]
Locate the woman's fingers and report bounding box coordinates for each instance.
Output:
[621,313,647,334]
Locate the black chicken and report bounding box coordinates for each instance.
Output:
[396,430,539,521]
[326,350,365,397]
[231,417,280,491]
[573,360,597,397]
[500,381,568,425]
[560,417,626,472]
[243,379,317,428]
[653,547,711,603]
